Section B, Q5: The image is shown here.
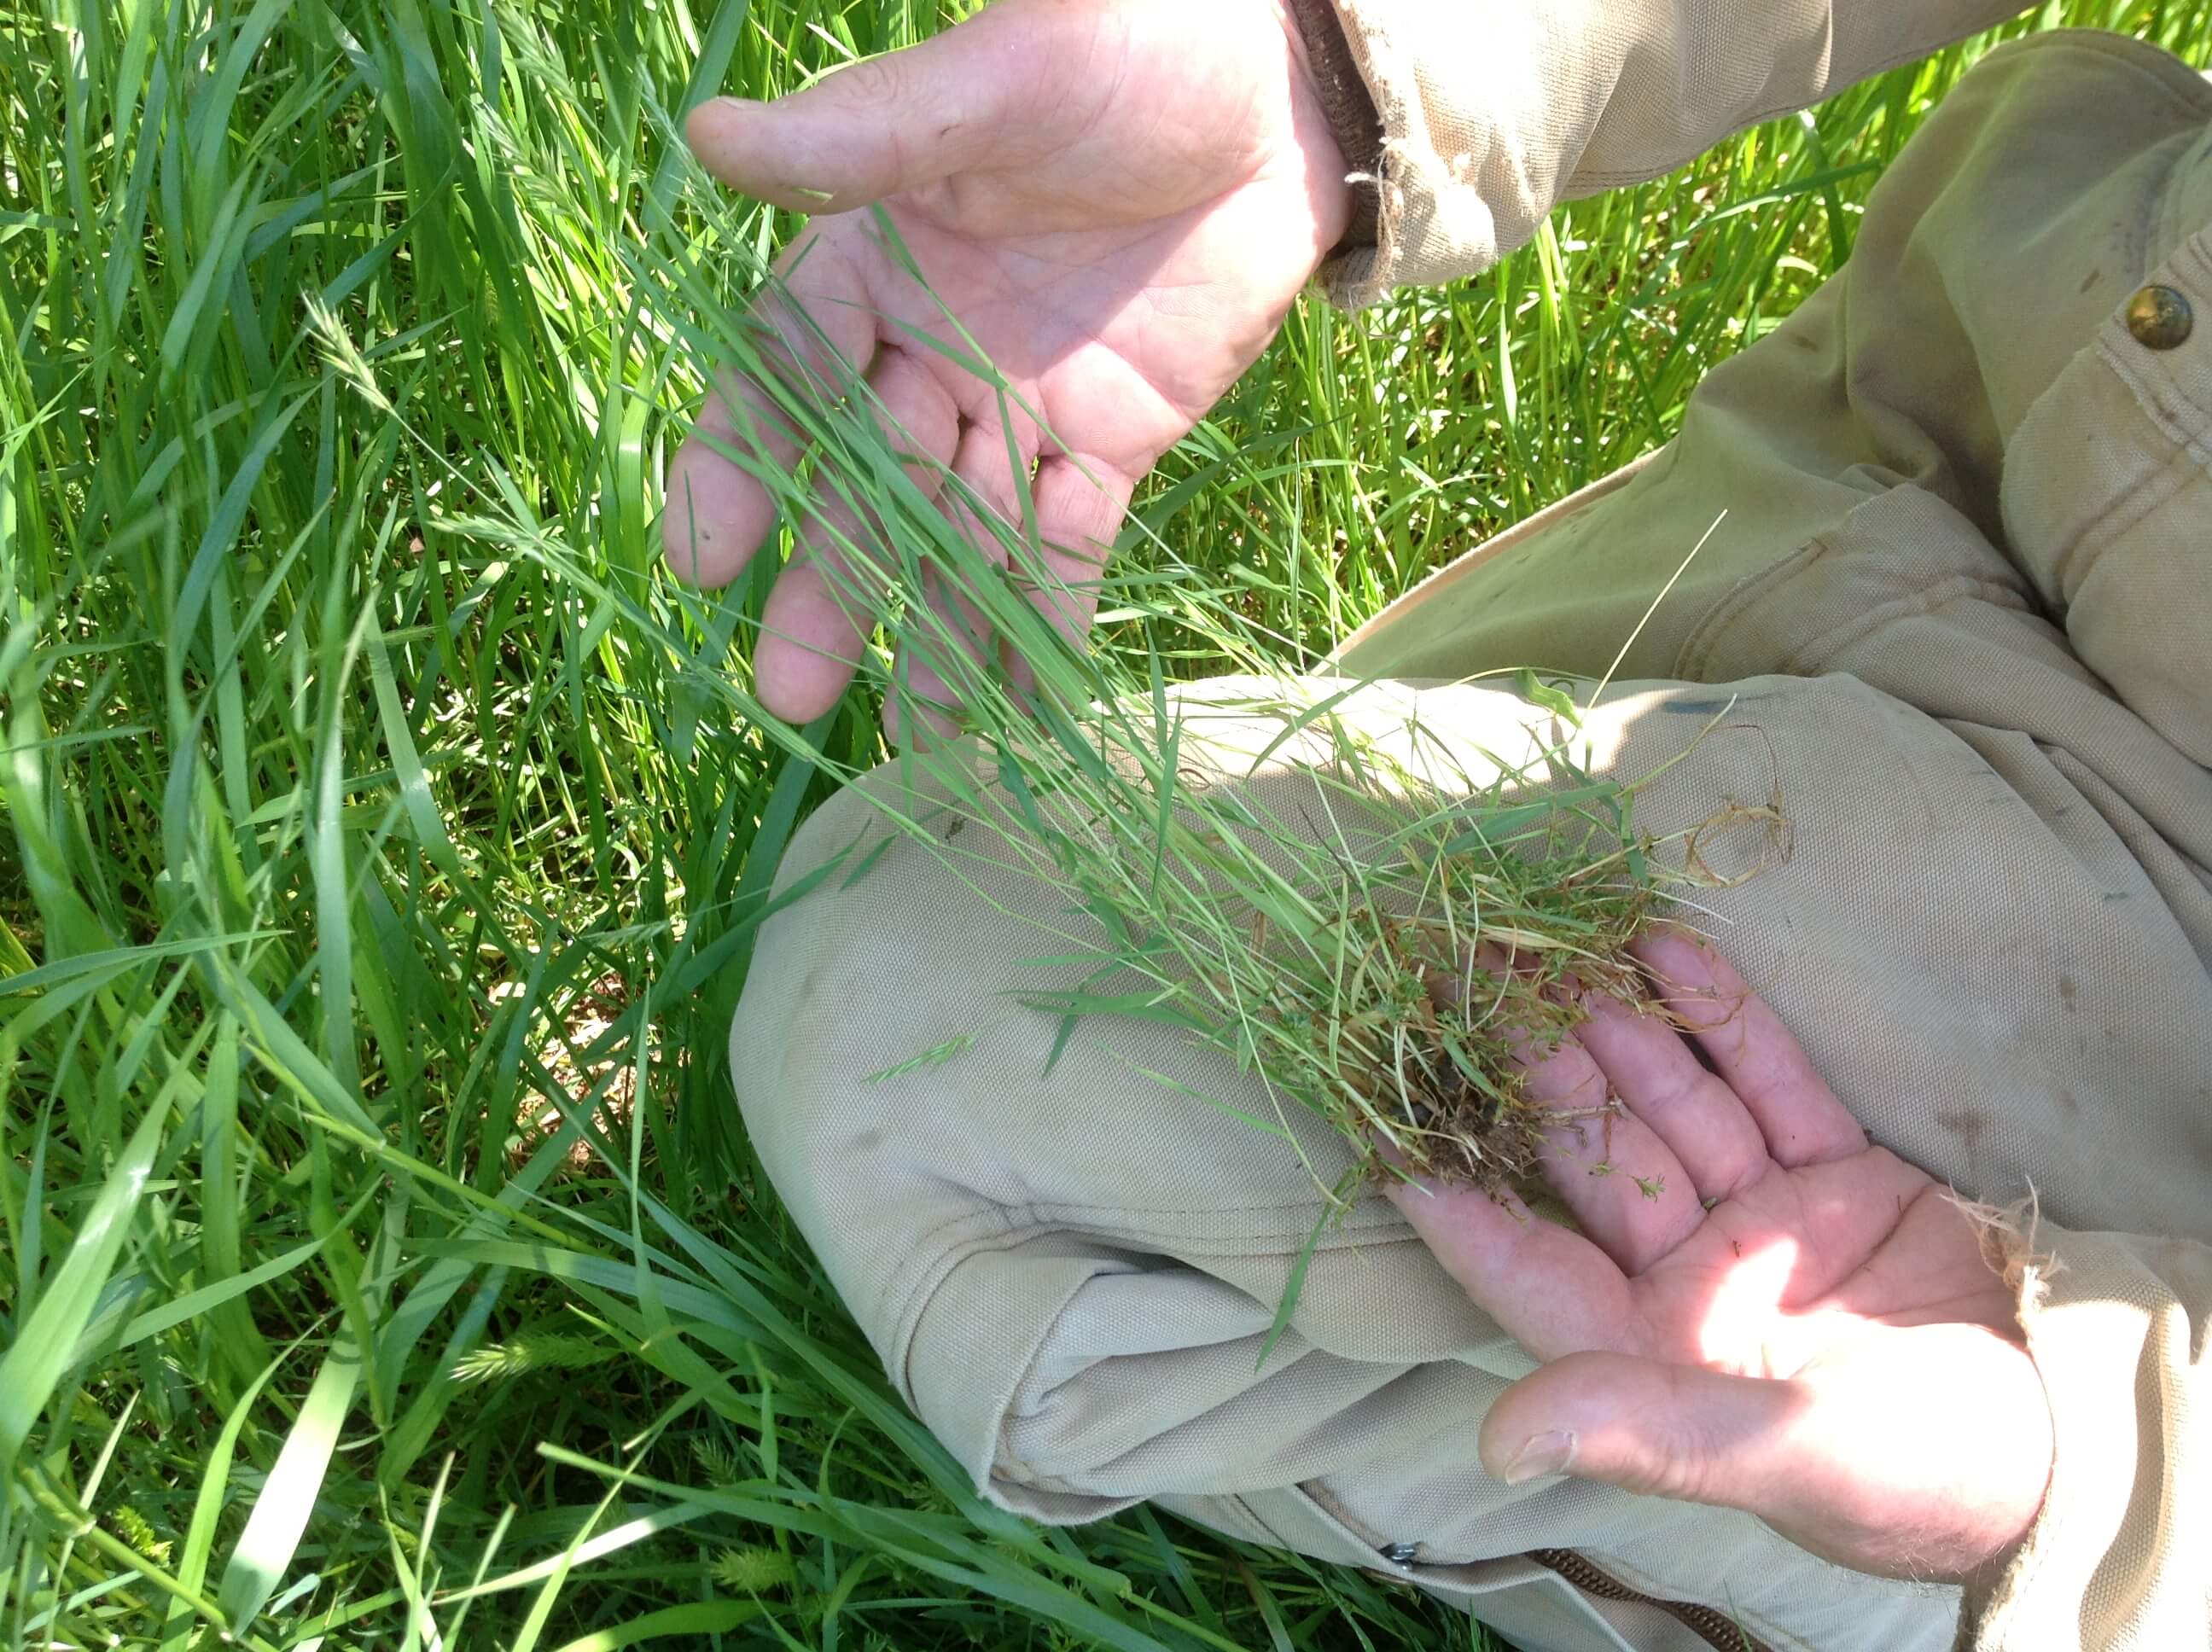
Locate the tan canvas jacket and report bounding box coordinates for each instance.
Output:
[1300,4,2212,1645]
[731,7,2212,1650]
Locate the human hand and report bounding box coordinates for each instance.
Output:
[667,0,1352,738]
[1388,929,2053,1582]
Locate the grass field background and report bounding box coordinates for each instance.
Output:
[3,3,2205,1648]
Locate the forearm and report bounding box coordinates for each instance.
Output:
[1293,0,2035,304]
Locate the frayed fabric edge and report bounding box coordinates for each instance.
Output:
[1947,1183,2059,1316]
[1943,1183,2062,1650]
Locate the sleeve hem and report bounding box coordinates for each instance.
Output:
[1286,0,1385,305]
[1952,1199,2208,1649]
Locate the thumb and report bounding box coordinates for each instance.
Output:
[1479,1335,2052,1580]
[1479,1351,1811,1511]
[684,13,1035,212]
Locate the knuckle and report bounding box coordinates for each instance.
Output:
[1639,1068,1707,1119]
[1638,1407,1728,1504]
[1709,1148,1771,1203]
[831,56,906,112]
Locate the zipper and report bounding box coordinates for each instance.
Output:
[1528,1548,1772,1652]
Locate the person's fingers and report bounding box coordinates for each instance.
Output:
[885,564,992,746]
[1476,1327,2052,1580]
[753,496,884,722]
[1382,1174,1639,1362]
[1478,1349,1810,1505]
[884,422,1026,744]
[754,348,958,722]
[684,7,1045,214]
[1508,1015,1703,1276]
[888,439,1129,724]
[1010,453,1128,671]
[664,376,784,585]
[1574,992,1772,1203]
[1630,928,1866,1167]
[662,240,877,585]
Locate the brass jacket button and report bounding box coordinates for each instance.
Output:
[2125,284,2193,350]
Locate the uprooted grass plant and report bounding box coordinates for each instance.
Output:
[616,201,1781,1361]
[648,206,1779,1240]
[4,3,2204,1649]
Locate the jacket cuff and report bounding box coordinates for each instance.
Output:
[1960,1215,2209,1649]
[1298,0,2034,310]
[1289,3,1546,310]
[1285,0,1382,285]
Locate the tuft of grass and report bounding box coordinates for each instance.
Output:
[637,191,1703,1214]
[0,3,2203,1649]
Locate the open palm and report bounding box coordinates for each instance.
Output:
[667,0,1350,736]
[1392,929,2054,1581]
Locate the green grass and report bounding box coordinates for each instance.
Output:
[1,2,2204,1648]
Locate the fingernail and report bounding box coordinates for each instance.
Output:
[1499,1429,1576,1484]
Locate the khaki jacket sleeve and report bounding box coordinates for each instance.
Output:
[1307,0,2033,305]
[1965,1221,2211,1649]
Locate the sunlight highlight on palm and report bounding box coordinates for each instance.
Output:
[1391,930,2052,1581]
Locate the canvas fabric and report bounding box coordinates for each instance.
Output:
[728,26,2212,1652]
[1311,0,2030,308]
